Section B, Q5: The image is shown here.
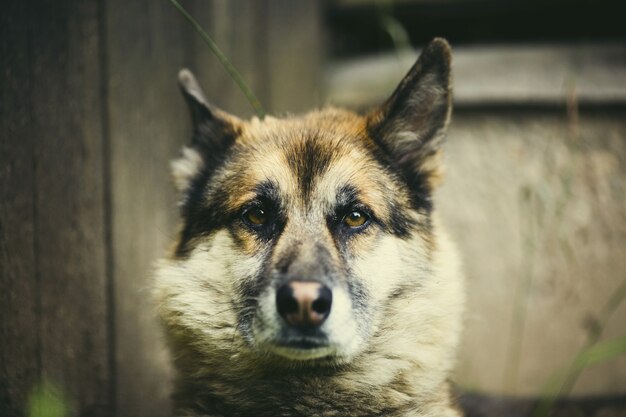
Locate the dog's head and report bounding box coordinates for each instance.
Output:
[156,39,459,367]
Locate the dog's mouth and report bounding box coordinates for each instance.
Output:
[268,338,335,360]
[282,338,328,350]
[265,331,335,360]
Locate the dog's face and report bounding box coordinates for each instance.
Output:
[156,39,454,366]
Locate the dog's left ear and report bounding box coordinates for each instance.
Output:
[367,38,452,190]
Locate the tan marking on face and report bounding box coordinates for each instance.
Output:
[224,147,297,210]
[214,110,412,255]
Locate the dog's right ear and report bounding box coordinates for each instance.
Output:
[172,69,242,193]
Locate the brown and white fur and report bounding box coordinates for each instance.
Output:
[154,38,465,417]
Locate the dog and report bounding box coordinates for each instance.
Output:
[153,38,465,417]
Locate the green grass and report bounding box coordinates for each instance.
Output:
[535,333,626,417]
[28,380,68,417]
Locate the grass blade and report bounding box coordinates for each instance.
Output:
[168,0,266,118]
[534,334,626,417]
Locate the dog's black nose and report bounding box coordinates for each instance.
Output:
[276,281,332,328]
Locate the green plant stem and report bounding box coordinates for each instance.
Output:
[534,279,626,417]
[380,15,411,54]
[376,0,411,67]
[503,186,537,392]
[534,334,626,417]
[558,278,626,394]
[168,0,266,119]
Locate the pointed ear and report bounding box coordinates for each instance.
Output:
[173,69,242,193]
[178,68,242,149]
[367,38,452,190]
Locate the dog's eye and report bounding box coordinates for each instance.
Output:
[343,210,369,228]
[243,207,268,226]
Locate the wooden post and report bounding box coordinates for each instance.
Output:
[1,0,112,415]
[0,2,40,415]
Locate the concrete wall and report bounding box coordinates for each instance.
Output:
[440,110,626,395]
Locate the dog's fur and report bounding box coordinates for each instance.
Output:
[154,38,465,417]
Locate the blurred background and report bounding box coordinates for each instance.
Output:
[1,0,625,416]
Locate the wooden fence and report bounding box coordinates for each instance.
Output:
[1,1,320,416]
